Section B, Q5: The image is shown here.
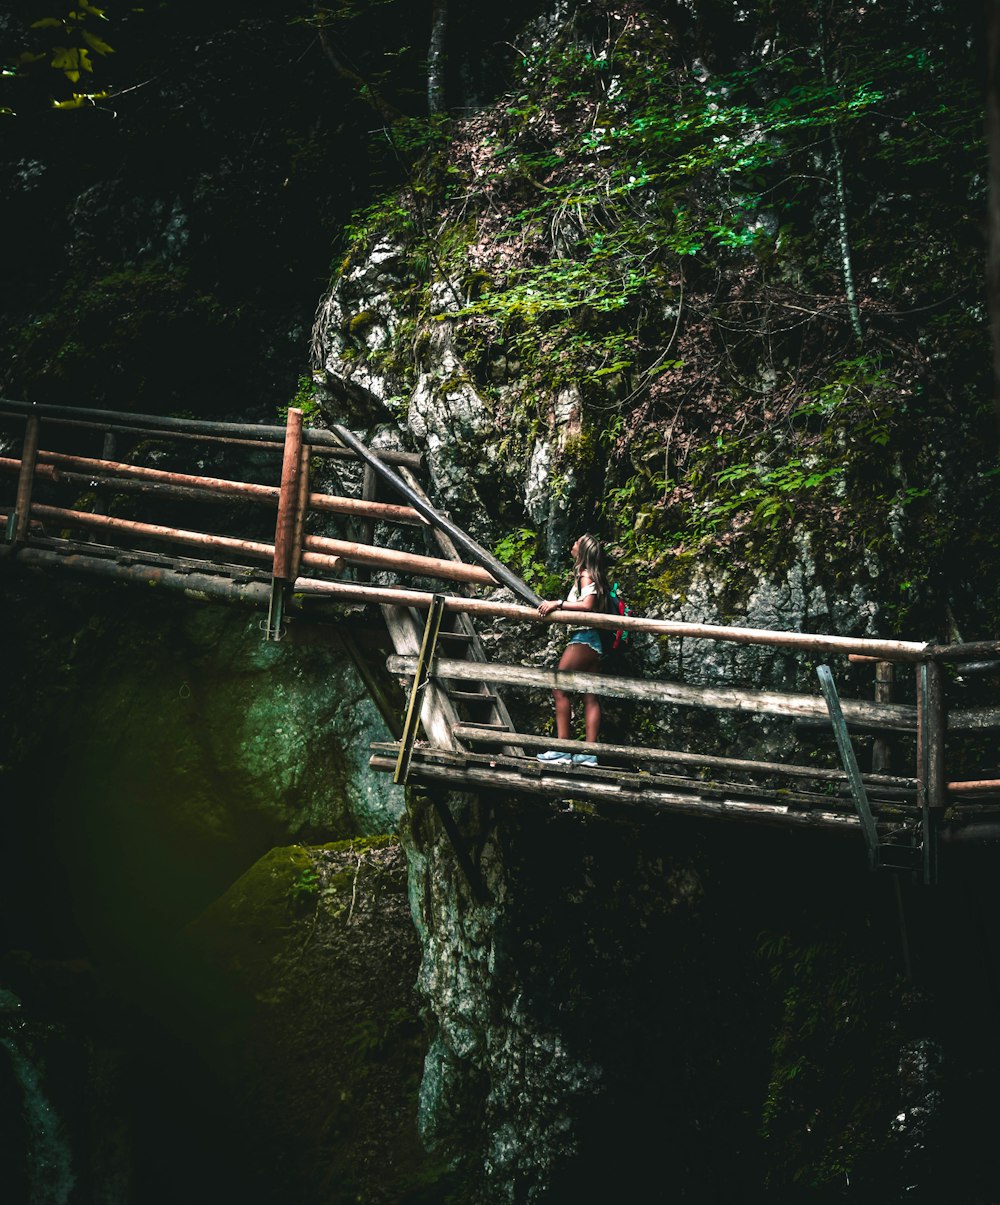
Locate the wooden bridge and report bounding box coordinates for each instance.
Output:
[3,396,999,886]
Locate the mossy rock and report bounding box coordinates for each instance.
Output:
[173,837,462,1204]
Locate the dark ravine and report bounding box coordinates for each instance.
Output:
[3,0,1000,1201]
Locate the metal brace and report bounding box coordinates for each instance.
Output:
[394,593,447,785]
[817,664,880,870]
[264,578,287,642]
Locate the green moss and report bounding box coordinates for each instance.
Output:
[348,309,379,337]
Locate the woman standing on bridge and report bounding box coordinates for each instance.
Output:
[535,533,608,766]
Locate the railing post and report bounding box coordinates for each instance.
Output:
[916,655,944,885]
[93,430,116,516]
[872,660,894,774]
[357,462,378,584]
[10,413,40,544]
[395,593,447,784]
[289,441,310,583]
[266,407,304,641]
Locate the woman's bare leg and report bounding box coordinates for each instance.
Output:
[553,642,602,742]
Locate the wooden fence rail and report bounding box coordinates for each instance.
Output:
[4,400,1000,871]
[387,653,918,730]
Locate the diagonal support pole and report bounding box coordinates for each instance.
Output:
[394,593,447,784]
[817,664,878,869]
[330,422,542,606]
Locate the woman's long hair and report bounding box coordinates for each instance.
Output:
[573,533,609,611]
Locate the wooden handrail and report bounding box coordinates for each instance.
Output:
[2,451,428,525]
[294,578,931,660]
[0,397,423,466]
[25,502,342,575]
[388,654,919,731]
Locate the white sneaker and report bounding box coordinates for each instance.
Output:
[572,753,598,766]
[536,749,572,764]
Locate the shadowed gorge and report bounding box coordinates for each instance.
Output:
[2,2,1000,1202]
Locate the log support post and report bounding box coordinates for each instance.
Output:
[10,414,40,544]
[916,657,945,885]
[872,661,894,774]
[394,593,446,784]
[93,430,116,516]
[266,408,304,641]
[357,462,378,584]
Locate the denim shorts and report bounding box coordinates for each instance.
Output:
[567,630,604,656]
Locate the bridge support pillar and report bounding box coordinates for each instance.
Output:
[9,413,40,545]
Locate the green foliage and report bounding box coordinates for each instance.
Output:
[14,0,116,110]
[330,2,987,616]
[288,866,320,907]
[493,528,563,597]
[278,375,322,426]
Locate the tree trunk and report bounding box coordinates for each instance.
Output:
[428,0,448,115]
[987,0,1000,445]
[818,26,862,344]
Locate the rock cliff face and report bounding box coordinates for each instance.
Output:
[2,0,999,1200]
[305,2,1000,1199]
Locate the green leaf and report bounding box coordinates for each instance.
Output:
[82,29,114,56]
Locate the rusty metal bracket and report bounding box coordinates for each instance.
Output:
[264,577,287,642]
[394,593,446,784]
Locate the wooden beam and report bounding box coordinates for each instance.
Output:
[389,654,919,731]
[379,603,458,751]
[27,502,343,575]
[302,533,498,585]
[292,578,932,661]
[929,639,1000,662]
[925,659,946,809]
[368,754,869,834]
[395,593,446,784]
[872,661,894,774]
[374,742,916,811]
[330,422,542,607]
[16,451,428,525]
[12,414,40,544]
[10,545,275,605]
[31,451,281,502]
[273,408,304,581]
[450,725,918,791]
[0,397,423,466]
[948,779,1000,794]
[289,442,310,582]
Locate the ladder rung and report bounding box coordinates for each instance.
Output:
[438,630,475,643]
[447,689,498,702]
[456,721,511,730]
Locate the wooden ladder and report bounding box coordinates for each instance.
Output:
[393,467,520,763]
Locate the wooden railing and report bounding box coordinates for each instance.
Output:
[0,398,527,636]
[3,396,1000,876]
